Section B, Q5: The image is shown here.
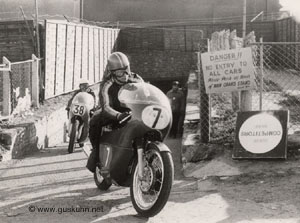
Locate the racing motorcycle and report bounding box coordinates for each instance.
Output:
[68,92,94,153]
[94,82,174,217]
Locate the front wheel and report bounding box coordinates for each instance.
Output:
[130,147,174,217]
[68,119,79,153]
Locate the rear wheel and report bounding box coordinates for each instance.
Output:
[68,120,79,153]
[130,147,174,217]
[94,166,112,190]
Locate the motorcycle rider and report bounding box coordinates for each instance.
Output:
[86,51,143,173]
[66,79,96,115]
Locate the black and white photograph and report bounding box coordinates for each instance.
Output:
[0,0,300,222]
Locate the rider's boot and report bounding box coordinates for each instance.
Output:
[86,125,99,173]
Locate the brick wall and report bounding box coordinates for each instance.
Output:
[118,27,203,52]
[125,50,198,82]
[0,20,36,62]
[118,27,204,85]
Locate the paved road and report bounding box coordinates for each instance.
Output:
[1,139,300,223]
[0,139,199,223]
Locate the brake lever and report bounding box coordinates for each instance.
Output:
[119,114,132,124]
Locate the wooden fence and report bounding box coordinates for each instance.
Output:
[44,20,119,99]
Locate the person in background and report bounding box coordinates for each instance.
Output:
[166,81,185,138]
[65,79,96,116]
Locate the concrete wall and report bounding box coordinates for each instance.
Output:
[0,83,100,161]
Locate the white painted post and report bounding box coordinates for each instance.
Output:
[32,54,39,108]
[2,57,11,116]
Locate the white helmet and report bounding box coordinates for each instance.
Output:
[107,52,130,71]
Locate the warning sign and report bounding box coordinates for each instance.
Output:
[201,47,256,94]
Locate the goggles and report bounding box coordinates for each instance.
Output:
[114,69,129,78]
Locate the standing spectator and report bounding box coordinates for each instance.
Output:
[167,81,185,138]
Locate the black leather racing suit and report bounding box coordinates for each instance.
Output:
[86,73,143,172]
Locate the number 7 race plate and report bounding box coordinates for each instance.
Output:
[141,105,170,130]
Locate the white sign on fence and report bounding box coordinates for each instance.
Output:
[201,47,256,94]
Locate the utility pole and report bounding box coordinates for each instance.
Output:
[240,0,252,111]
[80,0,84,21]
[242,0,246,39]
[34,0,40,58]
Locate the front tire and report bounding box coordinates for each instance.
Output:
[68,119,79,153]
[130,147,174,217]
[94,166,112,190]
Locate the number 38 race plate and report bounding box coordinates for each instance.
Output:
[72,104,86,116]
[141,105,170,130]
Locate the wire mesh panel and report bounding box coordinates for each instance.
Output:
[202,42,300,144]
[252,42,300,134]
[10,61,32,113]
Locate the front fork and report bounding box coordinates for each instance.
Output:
[137,147,144,180]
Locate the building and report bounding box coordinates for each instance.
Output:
[83,0,282,23]
[0,0,80,20]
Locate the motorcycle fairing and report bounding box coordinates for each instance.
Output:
[146,141,171,153]
[99,143,134,186]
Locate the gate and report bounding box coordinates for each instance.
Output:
[44,20,119,99]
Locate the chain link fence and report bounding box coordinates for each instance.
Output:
[10,60,33,114]
[252,42,300,134]
[202,42,300,144]
[0,56,39,119]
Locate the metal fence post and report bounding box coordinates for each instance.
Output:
[240,35,253,112]
[259,38,264,110]
[2,57,11,116]
[198,40,210,143]
[32,54,40,108]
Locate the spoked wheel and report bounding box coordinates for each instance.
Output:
[130,147,174,217]
[68,120,79,154]
[94,166,112,190]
